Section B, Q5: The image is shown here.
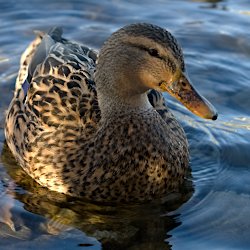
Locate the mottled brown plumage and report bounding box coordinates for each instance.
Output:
[5,23,217,202]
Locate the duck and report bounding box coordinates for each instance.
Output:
[5,23,217,202]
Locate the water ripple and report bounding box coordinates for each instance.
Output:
[1,0,250,249]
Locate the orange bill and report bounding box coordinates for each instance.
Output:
[160,72,218,120]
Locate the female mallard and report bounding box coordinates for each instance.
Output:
[5,23,217,202]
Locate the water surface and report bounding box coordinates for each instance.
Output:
[0,0,250,249]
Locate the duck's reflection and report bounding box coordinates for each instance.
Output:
[1,143,193,250]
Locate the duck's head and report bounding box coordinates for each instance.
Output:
[95,23,217,120]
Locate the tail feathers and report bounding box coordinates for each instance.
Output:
[15,27,63,98]
[48,26,63,42]
[28,27,63,79]
[15,32,44,94]
[33,30,46,39]
[28,35,55,78]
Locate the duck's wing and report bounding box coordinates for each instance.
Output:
[5,28,100,164]
[18,27,100,128]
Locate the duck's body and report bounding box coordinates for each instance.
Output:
[5,24,217,202]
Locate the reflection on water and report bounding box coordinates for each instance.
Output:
[0,0,250,249]
[1,144,192,250]
[192,0,226,10]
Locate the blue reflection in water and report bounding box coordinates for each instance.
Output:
[0,0,250,249]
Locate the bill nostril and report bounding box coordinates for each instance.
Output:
[181,81,186,87]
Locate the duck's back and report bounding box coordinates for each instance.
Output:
[5,28,101,169]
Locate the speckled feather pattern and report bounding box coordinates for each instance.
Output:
[5,25,189,202]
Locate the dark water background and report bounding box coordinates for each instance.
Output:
[0,0,250,249]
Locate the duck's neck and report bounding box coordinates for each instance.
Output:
[98,91,152,121]
[95,59,153,120]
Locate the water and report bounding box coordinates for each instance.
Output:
[0,0,250,249]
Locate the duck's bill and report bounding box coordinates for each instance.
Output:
[160,73,218,120]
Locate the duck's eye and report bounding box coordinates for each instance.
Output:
[148,48,160,58]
